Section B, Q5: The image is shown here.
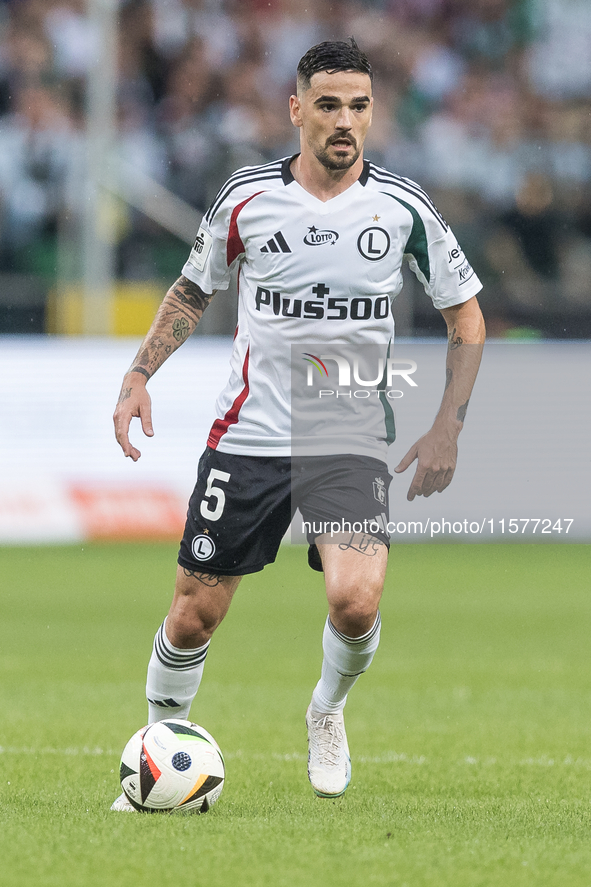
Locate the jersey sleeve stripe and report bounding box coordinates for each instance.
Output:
[368,163,446,219]
[227,191,265,266]
[458,268,477,286]
[205,159,283,208]
[368,168,448,233]
[207,346,251,449]
[204,164,284,224]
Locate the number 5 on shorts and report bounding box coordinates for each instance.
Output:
[199,469,231,521]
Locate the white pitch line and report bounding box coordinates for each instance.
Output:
[0,746,118,757]
[1,747,590,769]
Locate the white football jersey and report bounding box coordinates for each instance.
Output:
[182,156,482,458]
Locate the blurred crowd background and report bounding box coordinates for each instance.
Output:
[1,0,590,337]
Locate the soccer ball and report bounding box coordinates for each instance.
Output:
[119,719,225,813]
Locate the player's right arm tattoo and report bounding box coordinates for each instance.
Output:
[127,277,216,380]
[172,317,191,342]
[171,277,215,319]
[130,365,151,380]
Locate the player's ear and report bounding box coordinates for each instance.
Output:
[289,94,303,128]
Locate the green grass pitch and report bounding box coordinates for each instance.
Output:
[1,542,590,886]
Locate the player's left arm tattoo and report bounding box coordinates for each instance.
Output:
[448,326,464,350]
[395,298,485,499]
[457,399,470,423]
[437,298,486,430]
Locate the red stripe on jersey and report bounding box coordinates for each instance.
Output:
[226,192,264,266]
[207,346,250,449]
[232,270,240,340]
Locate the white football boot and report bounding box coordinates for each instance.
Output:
[110,792,136,812]
[306,705,351,798]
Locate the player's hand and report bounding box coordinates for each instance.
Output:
[394,426,458,501]
[113,377,154,461]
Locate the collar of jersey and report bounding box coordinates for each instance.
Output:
[281,154,369,216]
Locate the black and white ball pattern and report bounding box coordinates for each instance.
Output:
[119,719,224,813]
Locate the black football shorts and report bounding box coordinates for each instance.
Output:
[178,447,392,576]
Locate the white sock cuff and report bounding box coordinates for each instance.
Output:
[321,612,381,679]
[326,611,381,648]
[153,620,210,671]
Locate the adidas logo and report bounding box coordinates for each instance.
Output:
[261,231,291,253]
[147,697,181,708]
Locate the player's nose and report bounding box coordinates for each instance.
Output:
[335,107,353,129]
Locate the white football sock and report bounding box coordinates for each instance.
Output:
[145,619,210,724]
[311,613,381,714]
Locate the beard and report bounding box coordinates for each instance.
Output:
[312,135,361,171]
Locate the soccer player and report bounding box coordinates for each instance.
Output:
[112,39,485,809]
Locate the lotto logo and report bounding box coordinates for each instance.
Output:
[303,226,339,246]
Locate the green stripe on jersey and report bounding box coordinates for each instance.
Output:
[382,193,430,282]
[378,340,396,444]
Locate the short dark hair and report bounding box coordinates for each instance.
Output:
[296,38,373,91]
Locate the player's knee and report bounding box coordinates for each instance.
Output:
[166,604,221,647]
[329,593,380,638]
[169,567,239,647]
